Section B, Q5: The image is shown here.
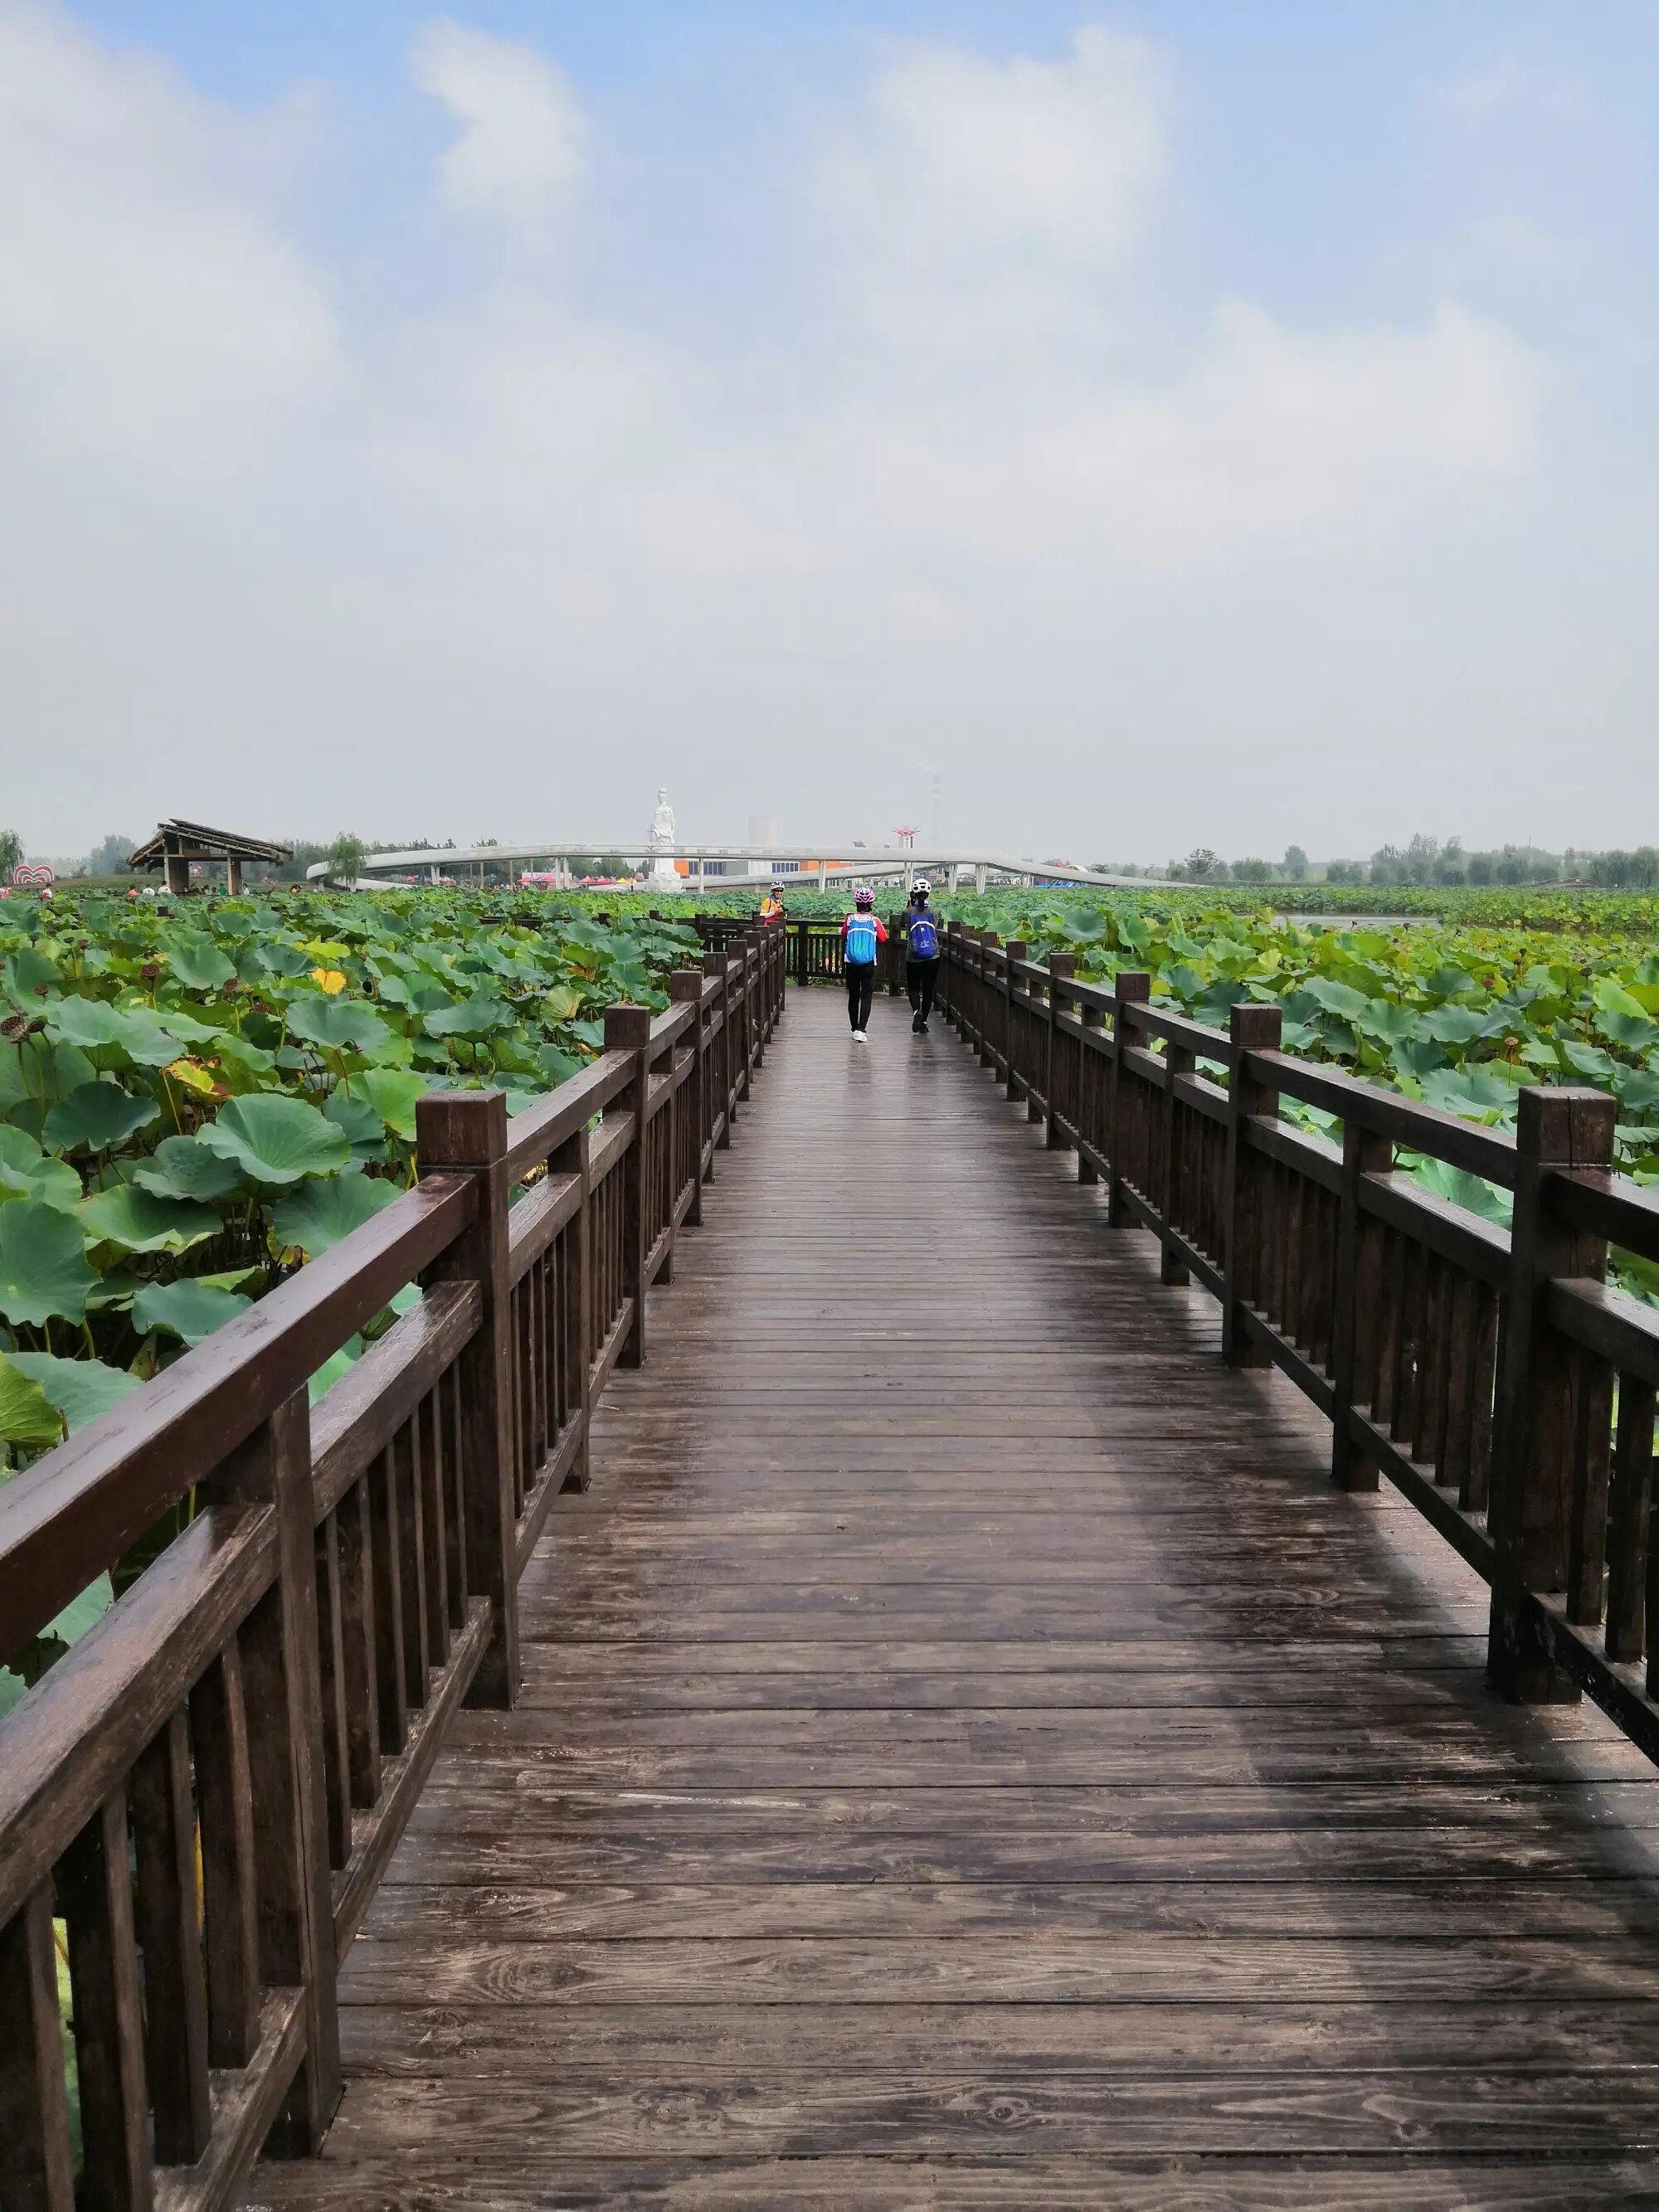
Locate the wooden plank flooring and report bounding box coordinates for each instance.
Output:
[250,984,1659,2209]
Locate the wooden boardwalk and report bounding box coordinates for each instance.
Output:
[251,983,1659,2210]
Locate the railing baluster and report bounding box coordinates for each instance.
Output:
[61,1792,151,2210]
[130,1709,212,2164]
[0,1885,75,2212]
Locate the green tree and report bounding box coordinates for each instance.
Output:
[0,829,22,878]
[1181,847,1224,881]
[84,834,137,877]
[1231,857,1272,882]
[327,831,367,883]
[1282,844,1308,882]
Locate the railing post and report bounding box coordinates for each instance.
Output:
[1003,942,1028,1101]
[737,938,757,1098]
[673,968,705,1228]
[1158,1029,1193,1276]
[1077,991,1104,1186]
[1107,971,1150,1228]
[416,1088,518,1705]
[553,1119,591,1494]
[978,934,1000,1068]
[1045,954,1074,1147]
[1223,1004,1282,1366]
[703,951,732,1150]
[604,1004,653,1369]
[746,934,766,1071]
[1487,1087,1617,1703]
[1330,1117,1391,1491]
[201,1388,341,2148]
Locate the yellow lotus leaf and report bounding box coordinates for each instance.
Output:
[310,968,348,995]
[165,1057,228,1099]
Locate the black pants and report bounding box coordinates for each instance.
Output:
[907,956,940,1024]
[844,960,876,1031]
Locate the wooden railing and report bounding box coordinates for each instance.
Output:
[937,922,1659,1748]
[0,928,786,2212]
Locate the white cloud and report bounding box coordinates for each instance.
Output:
[1431,59,1528,116]
[0,0,338,464]
[0,7,1595,863]
[411,18,587,231]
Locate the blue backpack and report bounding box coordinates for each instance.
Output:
[844,912,878,965]
[908,911,938,959]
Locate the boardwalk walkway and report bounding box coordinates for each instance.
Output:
[253,984,1659,2210]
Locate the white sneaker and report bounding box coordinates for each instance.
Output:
[852,1028,866,1041]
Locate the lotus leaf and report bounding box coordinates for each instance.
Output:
[3,946,61,998]
[43,1081,158,1155]
[134,1134,248,1203]
[0,1200,99,1325]
[424,995,511,1039]
[10,1351,143,1431]
[165,936,237,991]
[0,1352,65,1449]
[79,1185,221,1256]
[200,1095,351,1184]
[272,1171,397,1258]
[286,993,391,1055]
[323,1091,388,1161]
[256,942,314,979]
[356,1068,429,1140]
[132,1279,251,1344]
[1301,977,1372,1022]
[0,1127,83,1213]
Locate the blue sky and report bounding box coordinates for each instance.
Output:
[4,2,1657,858]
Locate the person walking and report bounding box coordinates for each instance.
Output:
[841,885,885,1040]
[904,878,941,1033]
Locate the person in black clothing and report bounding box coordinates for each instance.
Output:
[904,878,941,1033]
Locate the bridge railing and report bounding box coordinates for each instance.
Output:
[0,927,786,2212]
[938,922,1659,1750]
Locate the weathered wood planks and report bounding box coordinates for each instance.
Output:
[251,985,1659,2210]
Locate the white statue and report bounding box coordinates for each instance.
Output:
[645,786,683,892]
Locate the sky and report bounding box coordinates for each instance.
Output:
[2,2,1656,865]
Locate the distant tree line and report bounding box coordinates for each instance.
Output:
[1089,836,1659,890]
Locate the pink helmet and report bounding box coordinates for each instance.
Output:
[854,884,875,907]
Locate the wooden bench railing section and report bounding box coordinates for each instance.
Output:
[937,922,1659,1745]
[0,930,786,2212]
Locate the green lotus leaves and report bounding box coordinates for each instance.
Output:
[286,993,392,1056]
[3,946,61,999]
[0,1351,65,1449]
[424,995,511,1039]
[199,1095,352,1184]
[255,941,315,979]
[1301,977,1372,1022]
[9,1351,143,1432]
[0,1127,83,1213]
[78,1185,222,1256]
[322,1091,388,1162]
[134,1134,248,1204]
[43,1081,159,1155]
[0,1200,100,1325]
[271,1171,397,1259]
[355,1068,429,1141]
[164,935,237,991]
[132,1278,251,1345]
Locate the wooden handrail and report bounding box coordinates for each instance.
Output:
[0,922,790,2212]
[935,920,1659,1766]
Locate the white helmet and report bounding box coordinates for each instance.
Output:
[912,877,932,895]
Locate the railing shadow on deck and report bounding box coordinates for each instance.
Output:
[0,926,786,2212]
[936,922,1659,1757]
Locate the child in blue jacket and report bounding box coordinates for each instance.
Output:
[841,887,887,1039]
